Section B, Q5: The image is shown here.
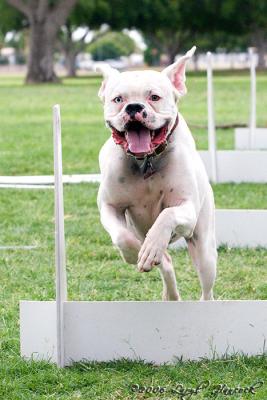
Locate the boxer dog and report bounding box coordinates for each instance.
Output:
[97,47,217,301]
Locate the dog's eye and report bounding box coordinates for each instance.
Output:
[150,94,161,101]
[113,96,123,104]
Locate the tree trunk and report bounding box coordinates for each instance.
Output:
[251,29,267,69]
[60,28,106,78]
[7,0,78,83]
[166,44,180,64]
[60,23,78,78]
[193,53,199,71]
[167,51,177,64]
[257,46,266,69]
[164,32,181,64]
[65,50,77,77]
[26,21,59,83]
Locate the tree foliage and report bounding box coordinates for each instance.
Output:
[88,31,135,61]
[103,0,267,66]
[0,1,24,36]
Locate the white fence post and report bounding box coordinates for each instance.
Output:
[248,48,256,149]
[53,104,67,367]
[206,52,217,183]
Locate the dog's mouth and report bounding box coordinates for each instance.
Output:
[111,120,169,157]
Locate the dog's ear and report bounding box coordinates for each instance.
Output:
[95,63,120,102]
[162,46,196,98]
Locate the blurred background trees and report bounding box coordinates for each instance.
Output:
[0,1,24,64]
[6,0,77,82]
[0,0,266,83]
[59,0,111,77]
[88,31,135,61]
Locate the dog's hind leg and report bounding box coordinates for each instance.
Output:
[187,193,217,301]
[115,230,180,302]
[158,252,180,301]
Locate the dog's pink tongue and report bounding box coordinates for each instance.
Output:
[127,127,151,154]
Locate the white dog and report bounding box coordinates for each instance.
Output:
[97,47,217,301]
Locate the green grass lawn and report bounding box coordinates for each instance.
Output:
[1,71,267,399]
[0,184,267,399]
[0,71,267,175]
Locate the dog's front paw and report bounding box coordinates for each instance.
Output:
[137,238,165,272]
[137,251,162,272]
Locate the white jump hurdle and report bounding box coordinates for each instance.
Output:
[20,105,267,367]
[173,209,267,249]
[202,51,267,182]
[199,150,267,183]
[0,174,101,187]
[234,48,267,150]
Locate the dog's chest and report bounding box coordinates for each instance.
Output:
[117,172,184,234]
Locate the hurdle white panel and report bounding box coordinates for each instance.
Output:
[199,150,267,182]
[0,184,54,189]
[235,128,267,150]
[215,209,267,247]
[20,301,57,363]
[172,209,267,249]
[0,174,101,185]
[20,300,267,365]
[2,149,267,185]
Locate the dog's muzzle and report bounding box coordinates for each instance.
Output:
[110,117,177,158]
[109,114,179,159]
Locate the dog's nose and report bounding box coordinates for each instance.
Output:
[125,103,144,118]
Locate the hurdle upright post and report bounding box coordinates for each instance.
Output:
[206,52,218,183]
[248,47,256,149]
[53,104,67,368]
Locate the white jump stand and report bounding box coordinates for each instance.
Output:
[20,105,267,367]
[235,48,267,150]
[200,51,267,183]
[235,128,267,150]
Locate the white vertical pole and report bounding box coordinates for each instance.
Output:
[207,52,217,183]
[53,104,67,368]
[249,48,256,149]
